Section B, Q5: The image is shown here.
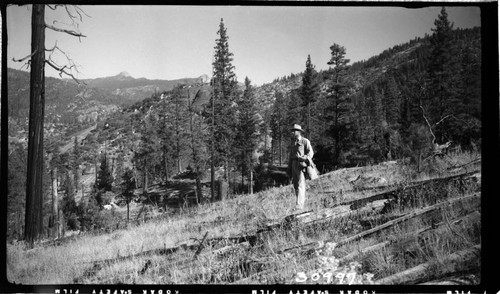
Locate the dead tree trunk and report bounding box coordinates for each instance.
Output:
[25,4,46,247]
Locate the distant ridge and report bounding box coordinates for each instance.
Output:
[7,67,212,125]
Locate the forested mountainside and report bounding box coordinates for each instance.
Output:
[6,20,481,240]
[254,26,480,170]
[87,25,480,195]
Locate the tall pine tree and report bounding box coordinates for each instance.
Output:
[426,7,460,144]
[71,136,81,192]
[301,55,320,140]
[157,93,176,184]
[96,153,113,194]
[270,90,289,166]
[324,43,354,166]
[235,77,261,194]
[120,168,136,223]
[171,86,190,173]
[207,18,239,200]
[188,87,209,204]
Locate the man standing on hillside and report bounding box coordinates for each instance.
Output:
[287,124,314,212]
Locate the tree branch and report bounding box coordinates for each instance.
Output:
[45,23,86,38]
[74,6,91,21]
[419,99,436,145]
[67,5,91,22]
[45,59,84,85]
[47,4,64,10]
[12,50,38,63]
[435,114,453,126]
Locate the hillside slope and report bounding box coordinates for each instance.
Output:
[6,152,481,285]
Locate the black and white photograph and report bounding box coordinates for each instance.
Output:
[1,2,496,292]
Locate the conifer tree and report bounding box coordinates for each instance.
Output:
[207,18,239,200]
[120,168,136,223]
[426,7,460,143]
[284,88,304,163]
[61,171,77,229]
[171,86,190,173]
[270,90,289,165]
[188,87,209,203]
[22,5,87,246]
[325,43,354,166]
[156,94,176,184]
[71,136,81,192]
[24,4,46,246]
[235,77,261,194]
[384,76,401,128]
[96,153,113,194]
[287,89,303,129]
[133,111,160,192]
[301,55,320,139]
[454,30,481,147]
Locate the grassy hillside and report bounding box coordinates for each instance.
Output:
[7,149,481,285]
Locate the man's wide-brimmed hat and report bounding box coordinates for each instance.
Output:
[290,124,305,132]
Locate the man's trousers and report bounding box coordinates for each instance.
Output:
[291,160,306,209]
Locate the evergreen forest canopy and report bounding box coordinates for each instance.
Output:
[271,22,481,172]
[7,9,482,241]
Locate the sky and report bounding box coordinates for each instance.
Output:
[6,5,481,86]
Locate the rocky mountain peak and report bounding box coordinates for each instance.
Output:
[117,71,132,78]
[197,74,210,84]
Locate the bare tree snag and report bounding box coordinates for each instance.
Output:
[24,4,46,247]
[420,99,452,159]
[20,4,88,247]
[374,244,480,284]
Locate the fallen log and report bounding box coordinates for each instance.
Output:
[277,193,478,255]
[338,210,480,264]
[277,200,388,254]
[446,158,481,172]
[374,244,480,285]
[212,200,383,249]
[231,198,480,285]
[375,244,481,285]
[81,172,481,282]
[337,193,479,247]
[173,241,251,271]
[150,171,482,266]
[321,170,480,211]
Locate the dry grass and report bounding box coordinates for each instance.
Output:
[6,151,481,285]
